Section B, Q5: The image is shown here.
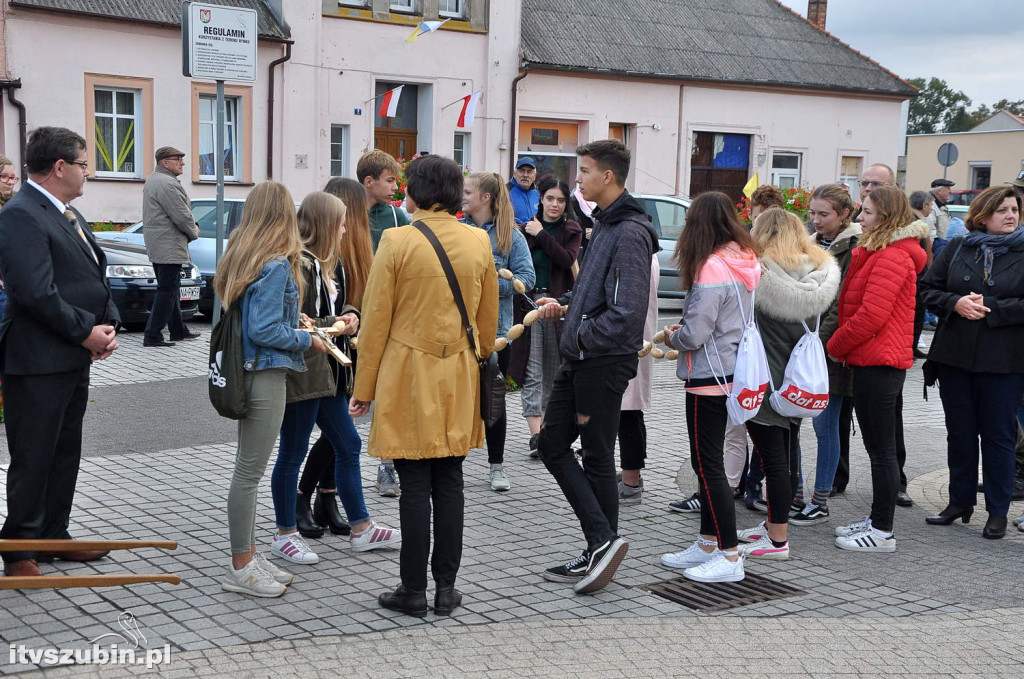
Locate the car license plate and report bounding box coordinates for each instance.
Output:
[180,286,200,301]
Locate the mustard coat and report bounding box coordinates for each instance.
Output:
[353,209,499,459]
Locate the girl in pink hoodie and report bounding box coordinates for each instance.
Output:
[660,192,761,584]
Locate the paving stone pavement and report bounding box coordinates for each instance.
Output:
[1,313,1022,676]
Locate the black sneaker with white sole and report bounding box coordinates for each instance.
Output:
[573,537,629,594]
[668,492,700,513]
[789,503,830,526]
[528,433,540,459]
[542,551,589,583]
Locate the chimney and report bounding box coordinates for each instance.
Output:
[807,0,827,30]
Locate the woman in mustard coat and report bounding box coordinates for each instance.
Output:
[350,155,498,617]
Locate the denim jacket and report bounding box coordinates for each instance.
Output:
[241,257,312,372]
[463,217,536,336]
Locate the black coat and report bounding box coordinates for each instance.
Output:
[0,183,119,375]
[920,235,1024,374]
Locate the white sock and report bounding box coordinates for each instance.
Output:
[871,527,893,538]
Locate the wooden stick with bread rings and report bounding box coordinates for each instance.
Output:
[299,318,352,366]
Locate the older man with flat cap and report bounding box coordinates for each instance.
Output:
[142,146,199,347]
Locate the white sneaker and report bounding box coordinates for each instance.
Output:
[221,559,287,598]
[738,535,790,560]
[489,464,511,492]
[271,533,320,564]
[834,516,872,537]
[350,523,401,552]
[254,552,293,585]
[737,521,768,543]
[1013,513,1024,528]
[660,540,716,569]
[835,527,896,552]
[683,550,745,583]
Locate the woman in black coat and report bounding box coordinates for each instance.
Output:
[919,185,1024,539]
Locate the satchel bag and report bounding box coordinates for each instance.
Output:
[412,220,505,427]
[208,302,257,420]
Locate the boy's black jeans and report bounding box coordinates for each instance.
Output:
[539,356,637,548]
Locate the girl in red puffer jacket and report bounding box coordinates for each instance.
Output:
[827,186,928,553]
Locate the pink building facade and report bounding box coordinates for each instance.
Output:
[0,0,913,222]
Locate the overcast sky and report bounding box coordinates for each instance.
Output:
[784,0,1024,106]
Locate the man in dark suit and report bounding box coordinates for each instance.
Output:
[0,127,120,578]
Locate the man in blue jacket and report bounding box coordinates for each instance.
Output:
[508,157,540,224]
[534,139,658,595]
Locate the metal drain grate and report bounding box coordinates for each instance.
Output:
[643,573,805,612]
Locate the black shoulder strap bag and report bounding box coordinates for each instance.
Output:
[412,220,505,427]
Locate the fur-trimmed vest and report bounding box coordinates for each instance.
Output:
[827,220,929,370]
[752,253,841,428]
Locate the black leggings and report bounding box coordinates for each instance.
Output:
[298,435,334,495]
[686,392,737,550]
[484,347,511,465]
[618,410,647,471]
[852,365,906,532]
[745,421,800,525]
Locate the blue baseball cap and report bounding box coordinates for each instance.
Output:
[515,156,536,169]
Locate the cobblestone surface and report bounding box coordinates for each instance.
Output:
[1,313,1021,676]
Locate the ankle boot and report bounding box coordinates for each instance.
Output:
[378,584,427,617]
[296,492,326,539]
[983,514,1007,539]
[433,586,462,616]
[313,489,351,536]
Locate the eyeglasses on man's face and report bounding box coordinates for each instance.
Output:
[68,160,89,172]
[858,180,886,188]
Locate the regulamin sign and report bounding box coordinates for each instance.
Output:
[181,1,258,82]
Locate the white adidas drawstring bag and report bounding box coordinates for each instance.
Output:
[704,257,770,426]
[768,316,830,418]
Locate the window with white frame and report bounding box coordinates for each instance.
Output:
[453,132,470,171]
[439,0,464,18]
[93,87,142,178]
[330,125,350,177]
[839,155,863,201]
[390,0,417,13]
[198,94,241,181]
[770,152,801,189]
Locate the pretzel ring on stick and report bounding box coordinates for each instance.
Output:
[506,324,525,341]
[638,340,653,358]
[498,268,514,281]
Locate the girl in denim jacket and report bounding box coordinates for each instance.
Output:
[462,172,536,491]
[214,181,329,598]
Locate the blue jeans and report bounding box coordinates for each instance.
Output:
[273,392,369,530]
[811,394,844,494]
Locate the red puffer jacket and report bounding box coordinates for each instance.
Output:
[826,221,928,370]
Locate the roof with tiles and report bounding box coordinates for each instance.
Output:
[520,0,916,97]
[11,0,290,41]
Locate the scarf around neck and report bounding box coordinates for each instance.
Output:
[964,226,1024,284]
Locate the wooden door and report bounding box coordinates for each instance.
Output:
[689,131,751,203]
[374,129,417,162]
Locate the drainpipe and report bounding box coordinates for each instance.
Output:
[674,84,684,196]
[266,43,292,180]
[508,64,528,177]
[0,80,27,178]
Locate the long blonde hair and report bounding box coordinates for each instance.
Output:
[324,177,374,309]
[297,191,347,294]
[752,207,831,271]
[859,186,914,251]
[467,171,515,255]
[214,181,304,308]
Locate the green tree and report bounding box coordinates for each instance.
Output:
[907,77,972,134]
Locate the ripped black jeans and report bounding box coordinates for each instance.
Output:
[539,356,638,548]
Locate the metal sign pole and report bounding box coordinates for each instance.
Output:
[213,78,226,325]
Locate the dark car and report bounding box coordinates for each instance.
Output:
[97,240,203,329]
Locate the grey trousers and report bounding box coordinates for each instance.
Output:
[521,319,561,417]
[228,368,287,554]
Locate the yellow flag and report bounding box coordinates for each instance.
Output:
[742,173,759,199]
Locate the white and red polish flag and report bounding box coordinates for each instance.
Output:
[378,85,404,118]
[457,91,482,127]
